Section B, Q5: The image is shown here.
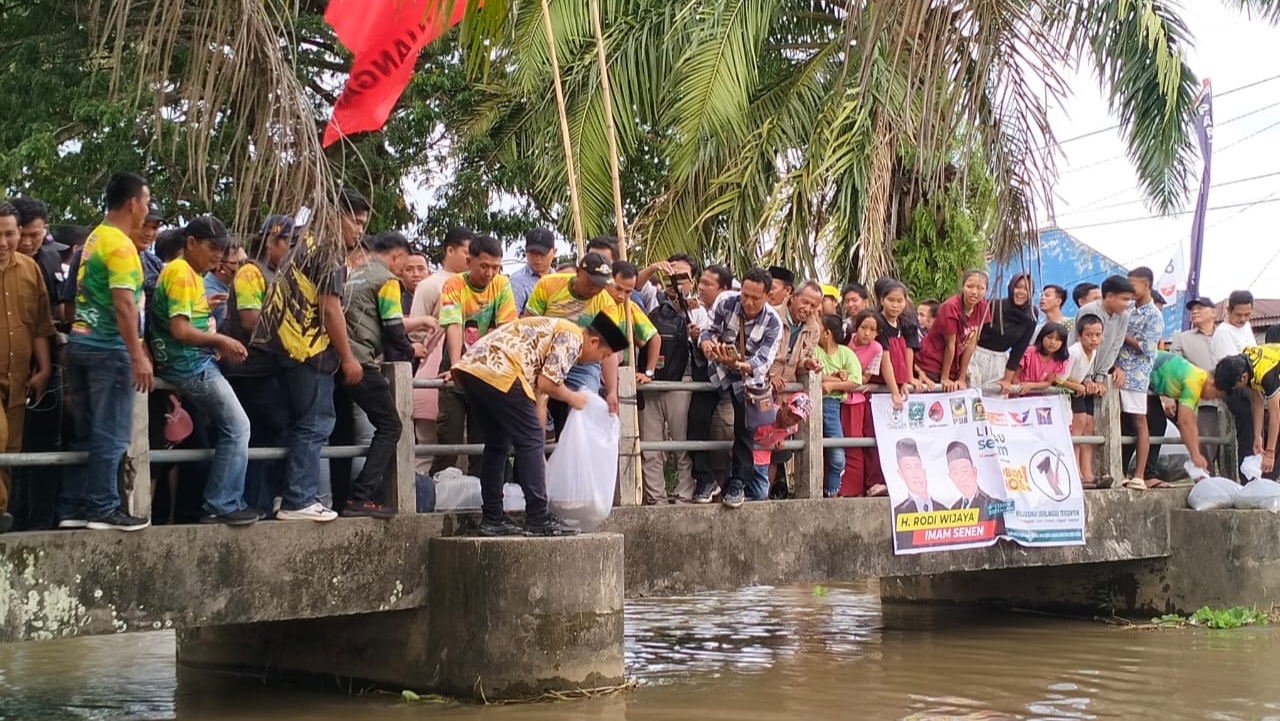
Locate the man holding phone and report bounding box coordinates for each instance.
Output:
[697,268,782,508]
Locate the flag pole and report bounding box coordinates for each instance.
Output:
[1184,78,1214,330]
[539,0,585,256]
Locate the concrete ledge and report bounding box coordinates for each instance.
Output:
[600,489,1182,597]
[881,504,1280,616]
[1,491,1183,643]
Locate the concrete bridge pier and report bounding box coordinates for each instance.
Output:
[176,533,626,700]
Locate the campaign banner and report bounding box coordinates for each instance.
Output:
[871,390,1008,555]
[981,395,1086,546]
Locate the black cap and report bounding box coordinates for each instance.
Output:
[1185,296,1214,310]
[768,265,795,287]
[589,311,628,353]
[524,227,555,254]
[184,216,231,243]
[578,252,614,287]
[259,214,296,239]
[145,200,166,223]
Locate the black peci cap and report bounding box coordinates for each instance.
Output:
[768,265,795,287]
[589,311,628,352]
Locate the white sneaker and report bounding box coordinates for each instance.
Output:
[276,502,338,522]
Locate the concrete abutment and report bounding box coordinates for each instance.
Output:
[176,533,625,700]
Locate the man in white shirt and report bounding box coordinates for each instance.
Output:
[1212,290,1257,472]
[409,226,472,471]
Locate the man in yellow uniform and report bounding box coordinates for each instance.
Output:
[451,312,627,537]
[1215,344,1280,476]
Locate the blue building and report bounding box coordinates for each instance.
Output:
[991,227,1182,339]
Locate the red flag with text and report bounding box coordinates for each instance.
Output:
[322,0,476,147]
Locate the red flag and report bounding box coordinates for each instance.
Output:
[322,0,476,147]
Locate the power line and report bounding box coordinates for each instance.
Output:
[1055,171,1280,219]
[1050,73,1280,148]
[1057,195,1280,232]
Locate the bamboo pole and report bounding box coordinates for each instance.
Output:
[589,0,627,259]
[539,0,585,256]
[591,0,639,505]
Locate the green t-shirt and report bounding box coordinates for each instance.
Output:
[814,344,863,400]
[70,223,143,350]
[149,258,215,380]
[1149,351,1206,410]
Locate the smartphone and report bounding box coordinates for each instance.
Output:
[720,345,741,362]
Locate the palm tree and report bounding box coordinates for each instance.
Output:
[453,0,1279,282]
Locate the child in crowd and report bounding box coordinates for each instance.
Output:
[915,270,989,392]
[1016,323,1070,395]
[814,314,861,497]
[1059,314,1106,488]
[750,393,813,500]
[842,310,888,497]
[873,281,915,408]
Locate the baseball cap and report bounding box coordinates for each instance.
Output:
[1184,296,1214,310]
[524,227,555,254]
[578,252,614,287]
[259,214,296,239]
[145,200,166,223]
[184,216,231,243]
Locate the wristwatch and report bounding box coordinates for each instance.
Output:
[643,369,655,378]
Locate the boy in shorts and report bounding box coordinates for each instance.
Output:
[1061,314,1105,488]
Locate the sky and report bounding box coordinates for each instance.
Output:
[1045,4,1280,302]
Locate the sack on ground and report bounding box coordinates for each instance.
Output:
[415,471,436,513]
[1234,478,1280,512]
[434,474,526,513]
[1187,476,1240,511]
[546,394,619,532]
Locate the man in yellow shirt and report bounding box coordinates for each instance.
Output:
[58,172,154,531]
[451,312,627,537]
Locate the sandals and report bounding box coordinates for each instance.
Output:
[1118,478,1147,490]
[1144,479,1176,489]
[866,484,889,498]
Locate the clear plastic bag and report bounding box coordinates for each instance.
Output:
[1187,476,1240,511]
[1235,478,1280,513]
[546,394,620,532]
[1241,454,1264,483]
[434,475,526,513]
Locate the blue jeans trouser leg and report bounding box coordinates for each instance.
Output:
[60,345,135,519]
[281,362,336,511]
[173,366,251,516]
[747,464,770,500]
[822,398,845,496]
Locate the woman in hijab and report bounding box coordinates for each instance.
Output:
[972,273,1037,394]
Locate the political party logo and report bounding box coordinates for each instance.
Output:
[1008,409,1031,426]
[888,407,906,429]
[1028,449,1072,502]
[987,411,1006,426]
[928,401,945,423]
[908,402,925,428]
[950,397,969,424]
[971,398,986,422]
[1035,407,1054,426]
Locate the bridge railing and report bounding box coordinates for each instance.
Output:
[0,363,1239,518]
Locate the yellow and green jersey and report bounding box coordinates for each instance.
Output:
[149,258,215,379]
[70,223,143,350]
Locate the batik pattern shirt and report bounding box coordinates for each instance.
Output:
[149,258,215,380]
[70,223,142,350]
[453,317,583,400]
[1117,301,1164,392]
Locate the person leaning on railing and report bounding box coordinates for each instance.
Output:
[1214,345,1280,478]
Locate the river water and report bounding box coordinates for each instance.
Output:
[2,581,1278,720]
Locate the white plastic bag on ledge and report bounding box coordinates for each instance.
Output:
[1187,477,1240,511]
[1241,454,1264,483]
[1235,478,1280,513]
[434,473,526,513]
[546,394,620,532]
[1184,460,1211,483]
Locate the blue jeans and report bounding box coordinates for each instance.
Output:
[170,365,251,516]
[281,362,336,511]
[60,344,135,519]
[565,362,602,392]
[822,398,845,496]
[748,464,770,500]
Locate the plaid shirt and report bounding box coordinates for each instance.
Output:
[699,292,782,393]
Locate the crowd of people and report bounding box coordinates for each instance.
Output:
[0,171,1275,535]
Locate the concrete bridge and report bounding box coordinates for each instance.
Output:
[4,487,1274,698]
